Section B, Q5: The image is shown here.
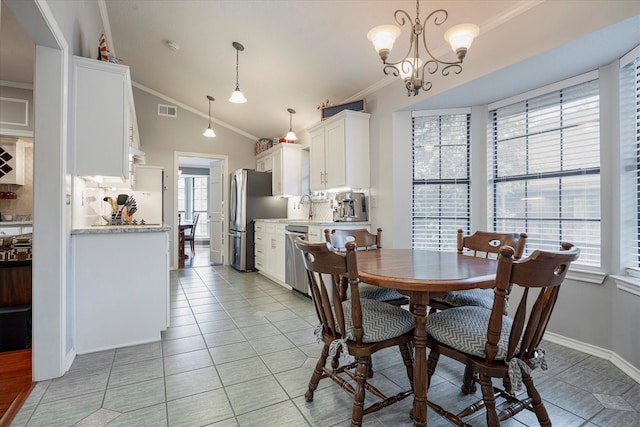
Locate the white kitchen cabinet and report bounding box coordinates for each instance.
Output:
[0,222,32,236]
[256,153,273,172]
[256,144,302,196]
[308,110,370,191]
[0,140,26,185]
[72,229,169,354]
[254,221,286,286]
[71,56,132,179]
[308,223,371,243]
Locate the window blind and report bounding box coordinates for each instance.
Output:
[488,79,601,267]
[412,113,470,250]
[620,53,640,268]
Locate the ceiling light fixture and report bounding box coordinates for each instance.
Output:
[203,95,216,138]
[285,108,298,141]
[229,41,247,104]
[367,0,479,96]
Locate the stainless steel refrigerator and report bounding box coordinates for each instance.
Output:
[229,169,287,271]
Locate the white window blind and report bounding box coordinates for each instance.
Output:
[488,79,601,267]
[620,51,640,269]
[412,113,470,250]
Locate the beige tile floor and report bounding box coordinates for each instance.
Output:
[10,263,640,427]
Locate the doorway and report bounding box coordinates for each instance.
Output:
[175,153,227,268]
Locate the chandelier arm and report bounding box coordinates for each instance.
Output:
[441,63,463,76]
[421,9,462,67]
[393,9,411,27]
[382,64,400,77]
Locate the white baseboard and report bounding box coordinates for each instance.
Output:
[544,331,640,384]
[64,348,77,373]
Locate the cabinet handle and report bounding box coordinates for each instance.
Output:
[320,171,324,184]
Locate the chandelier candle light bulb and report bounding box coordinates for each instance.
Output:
[368,0,479,96]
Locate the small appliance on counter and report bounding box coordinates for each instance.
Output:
[333,192,368,222]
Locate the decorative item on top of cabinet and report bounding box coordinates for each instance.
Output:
[308,110,370,192]
[71,56,134,179]
[0,139,26,185]
[255,144,302,196]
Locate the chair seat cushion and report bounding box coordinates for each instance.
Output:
[426,306,513,360]
[350,283,407,302]
[431,288,494,309]
[342,298,415,343]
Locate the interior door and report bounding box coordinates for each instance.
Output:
[209,161,224,264]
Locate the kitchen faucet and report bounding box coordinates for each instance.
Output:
[300,193,313,221]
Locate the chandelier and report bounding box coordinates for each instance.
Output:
[203,95,216,138]
[229,41,247,103]
[367,0,479,96]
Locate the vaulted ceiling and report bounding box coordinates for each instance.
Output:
[2,1,640,141]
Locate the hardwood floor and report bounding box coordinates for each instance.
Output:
[0,349,34,427]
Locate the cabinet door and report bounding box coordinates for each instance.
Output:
[72,57,129,178]
[309,128,326,191]
[325,119,346,189]
[256,154,273,172]
[273,234,286,283]
[271,151,283,196]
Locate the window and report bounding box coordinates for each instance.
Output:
[412,111,471,250]
[488,78,601,267]
[620,48,640,269]
[178,174,209,239]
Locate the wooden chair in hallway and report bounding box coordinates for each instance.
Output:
[294,236,415,426]
[183,213,199,255]
[324,228,408,306]
[425,243,580,426]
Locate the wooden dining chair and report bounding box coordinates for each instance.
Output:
[294,236,415,426]
[425,243,580,427]
[429,229,527,313]
[324,228,408,306]
[183,213,199,255]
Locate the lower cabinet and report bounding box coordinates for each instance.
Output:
[254,221,286,286]
[72,229,169,354]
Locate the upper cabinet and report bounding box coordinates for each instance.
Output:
[0,139,26,185]
[308,110,370,191]
[256,144,302,196]
[71,56,135,179]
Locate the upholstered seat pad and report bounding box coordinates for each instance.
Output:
[431,288,494,309]
[351,283,406,302]
[426,306,513,360]
[341,299,415,343]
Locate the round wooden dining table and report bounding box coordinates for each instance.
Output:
[355,249,498,427]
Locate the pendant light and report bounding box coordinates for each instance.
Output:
[285,108,298,141]
[229,42,247,103]
[203,95,216,138]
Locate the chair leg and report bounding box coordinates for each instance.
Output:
[190,238,195,254]
[399,343,414,390]
[306,343,330,402]
[351,356,370,427]
[523,373,551,427]
[426,349,440,390]
[461,365,477,394]
[479,372,500,427]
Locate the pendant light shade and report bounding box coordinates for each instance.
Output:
[285,108,297,141]
[203,95,216,138]
[229,42,247,104]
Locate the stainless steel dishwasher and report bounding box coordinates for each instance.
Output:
[285,224,310,297]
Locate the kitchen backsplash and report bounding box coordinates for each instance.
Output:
[287,196,333,222]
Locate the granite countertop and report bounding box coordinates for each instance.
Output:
[255,218,369,226]
[0,221,33,227]
[71,224,171,235]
